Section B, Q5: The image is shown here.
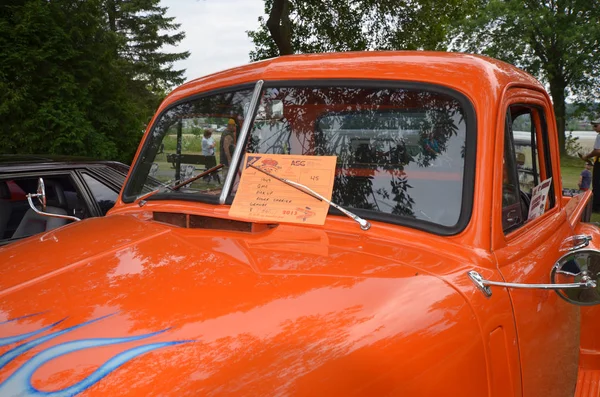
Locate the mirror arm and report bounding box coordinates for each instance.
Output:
[26,194,81,222]
[560,234,592,251]
[467,270,596,298]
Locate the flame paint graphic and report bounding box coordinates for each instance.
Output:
[0,313,189,396]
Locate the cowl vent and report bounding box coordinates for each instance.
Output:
[153,212,276,233]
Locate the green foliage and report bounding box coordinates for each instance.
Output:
[249,0,599,156]
[451,0,600,154]
[247,0,479,62]
[0,0,188,162]
[565,132,583,157]
[105,0,190,94]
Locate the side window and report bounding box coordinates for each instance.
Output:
[0,175,89,243]
[82,174,119,215]
[502,113,524,232]
[502,105,555,234]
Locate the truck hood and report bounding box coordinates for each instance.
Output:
[0,214,486,396]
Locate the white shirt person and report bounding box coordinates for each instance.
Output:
[202,129,215,156]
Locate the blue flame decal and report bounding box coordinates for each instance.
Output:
[0,313,189,396]
[0,313,66,348]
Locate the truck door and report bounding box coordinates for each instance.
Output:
[494,90,579,397]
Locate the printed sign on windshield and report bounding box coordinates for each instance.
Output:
[229,154,337,225]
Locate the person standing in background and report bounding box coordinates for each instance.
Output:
[579,119,600,210]
[202,129,215,156]
[220,118,237,167]
[579,161,593,192]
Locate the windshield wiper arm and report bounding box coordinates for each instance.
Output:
[249,164,371,230]
[136,164,224,206]
[170,164,224,191]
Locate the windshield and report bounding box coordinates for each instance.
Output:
[124,82,473,230]
[125,86,255,200]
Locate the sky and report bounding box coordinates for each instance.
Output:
[161,0,266,82]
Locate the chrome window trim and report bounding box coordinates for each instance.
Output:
[219,80,264,204]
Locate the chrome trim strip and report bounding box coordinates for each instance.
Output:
[219,80,264,204]
[467,271,595,297]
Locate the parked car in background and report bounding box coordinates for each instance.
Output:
[0,155,128,245]
[2,52,600,396]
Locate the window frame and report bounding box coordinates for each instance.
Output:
[502,111,524,233]
[0,170,96,245]
[236,80,477,236]
[79,171,121,216]
[501,102,556,235]
[121,82,257,204]
[123,79,477,236]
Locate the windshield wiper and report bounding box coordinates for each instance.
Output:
[249,164,371,230]
[136,164,224,206]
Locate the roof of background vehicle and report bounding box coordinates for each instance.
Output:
[0,155,128,173]
[160,51,544,115]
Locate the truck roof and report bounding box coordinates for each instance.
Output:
[161,51,544,114]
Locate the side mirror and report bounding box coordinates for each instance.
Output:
[468,247,598,303]
[25,178,81,222]
[36,177,47,209]
[551,249,600,306]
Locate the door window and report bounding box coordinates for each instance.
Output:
[81,173,119,215]
[502,105,555,233]
[0,174,89,243]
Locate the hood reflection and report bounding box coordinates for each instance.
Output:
[0,218,482,394]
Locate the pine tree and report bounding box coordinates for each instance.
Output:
[104,0,190,94]
[0,0,189,162]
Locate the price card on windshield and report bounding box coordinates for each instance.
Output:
[229,154,337,225]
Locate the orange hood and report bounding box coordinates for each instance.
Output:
[0,214,486,396]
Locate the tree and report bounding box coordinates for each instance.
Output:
[248,0,478,62]
[452,0,600,155]
[249,0,599,155]
[0,0,126,159]
[104,0,190,94]
[0,0,189,162]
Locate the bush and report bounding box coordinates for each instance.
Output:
[565,131,583,157]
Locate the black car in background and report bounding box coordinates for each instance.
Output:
[0,155,129,245]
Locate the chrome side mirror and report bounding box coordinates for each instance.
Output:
[36,177,47,209]
[26,177,47,211]
[25,178,81,222]
[468,248,599,304]
[551,249,600,306]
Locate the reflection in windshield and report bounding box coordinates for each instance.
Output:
[125,87,255,199]
[243,86,469,228]
[126,83,472,230]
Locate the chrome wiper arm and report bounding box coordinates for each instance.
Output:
[135,164,223,206]
[249,164,371,230]
[171,164,224,191]
[134,179,174,203]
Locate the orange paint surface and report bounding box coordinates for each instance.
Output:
[1,51,599,396]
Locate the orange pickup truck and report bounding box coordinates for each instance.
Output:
[1,51,600,396]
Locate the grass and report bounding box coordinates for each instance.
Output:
[560,155,600,223]
[162,133,222,155]
[560,155,585,190]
